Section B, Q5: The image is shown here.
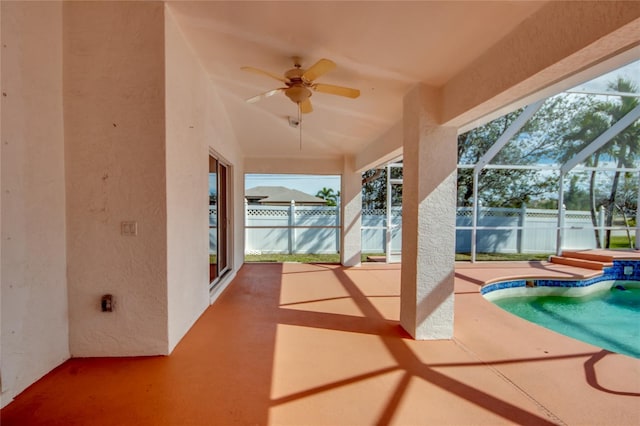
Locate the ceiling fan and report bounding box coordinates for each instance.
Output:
[241,56,360,113]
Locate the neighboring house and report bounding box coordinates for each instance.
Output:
[245,186,328,206]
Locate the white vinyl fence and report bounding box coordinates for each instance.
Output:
[361,207,402,254]
[244,202,340,254]
[455,206,603,253]
[237,202,607,255]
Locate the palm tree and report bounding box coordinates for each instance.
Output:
[561,98,611,247]
[600,78,640,247]
[562,78,640,247]
[316,187,338,206]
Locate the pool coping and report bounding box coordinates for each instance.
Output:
[480,259,640,299]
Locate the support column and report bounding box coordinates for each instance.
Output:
[401,84,457,340]
[341,156,362,267]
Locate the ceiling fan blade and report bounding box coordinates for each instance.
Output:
[302,59,336,82]
[300,98,313,114]
[241,66,289,84]
[313,83,360,99]
[246,88,285,104]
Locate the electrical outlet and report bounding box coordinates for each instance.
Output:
[101,294,113,312]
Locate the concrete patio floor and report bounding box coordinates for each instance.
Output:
[2,260,639,425]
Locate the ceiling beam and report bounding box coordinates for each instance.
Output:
[442,3,640,129]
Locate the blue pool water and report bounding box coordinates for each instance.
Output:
[494,286,640,358]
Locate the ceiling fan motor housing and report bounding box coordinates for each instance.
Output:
[285,67,305,81]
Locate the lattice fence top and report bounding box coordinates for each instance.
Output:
[244,205,596,220]
[296,209,337,217]
[480,209,522,217]
[565,212,593,220]
[456,210,521,218]
[362,208,402,216]
[526,211,559,218]
[456,207,593,219]
[247,208,289,217]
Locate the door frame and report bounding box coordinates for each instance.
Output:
[209,149,233,289]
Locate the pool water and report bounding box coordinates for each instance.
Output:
[494,286,640,358]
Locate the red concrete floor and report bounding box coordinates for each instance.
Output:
[2,261,639,425]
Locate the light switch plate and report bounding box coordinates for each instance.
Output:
[121,221,137,236]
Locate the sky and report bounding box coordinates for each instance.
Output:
[572,59,640,93]
[245,174,341,196]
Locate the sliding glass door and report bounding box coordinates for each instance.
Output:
[209,154,230,286]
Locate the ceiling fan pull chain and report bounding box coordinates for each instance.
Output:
[298,103,303,151]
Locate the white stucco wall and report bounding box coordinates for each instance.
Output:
[341,156,362,267]
[0,1,70,407]
[64,2,169,356]
[401,85,457,340]
[164,9,211,352]
[0,0,3,404]
[165,7,245,345]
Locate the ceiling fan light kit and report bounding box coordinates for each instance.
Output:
[284,85,311,104]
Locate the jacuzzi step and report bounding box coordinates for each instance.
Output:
[549,255,610,270]
[561,250,615,263]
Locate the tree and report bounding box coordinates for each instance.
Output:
[316,187,339,206]
[456,97,581,208]
[361,166,403,210]
[562,78,640,247]
[362,169,385,209]
[615,172,638,223]
[559,96,610,246]
[564,174,591,210]
[600,79,640,247]
[359,79,638,250]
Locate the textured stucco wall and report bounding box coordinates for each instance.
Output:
[0,0,3,403]
[165,4,245,318]
[64,2,169,356]
[164,9,211,352]
[0,0,3,402]
[341,156,362,266]
[0,1,69,407]
[401,84,456,340]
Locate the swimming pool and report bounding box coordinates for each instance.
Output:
[481,260,640,359]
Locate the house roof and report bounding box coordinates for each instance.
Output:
[245,186,327,204]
